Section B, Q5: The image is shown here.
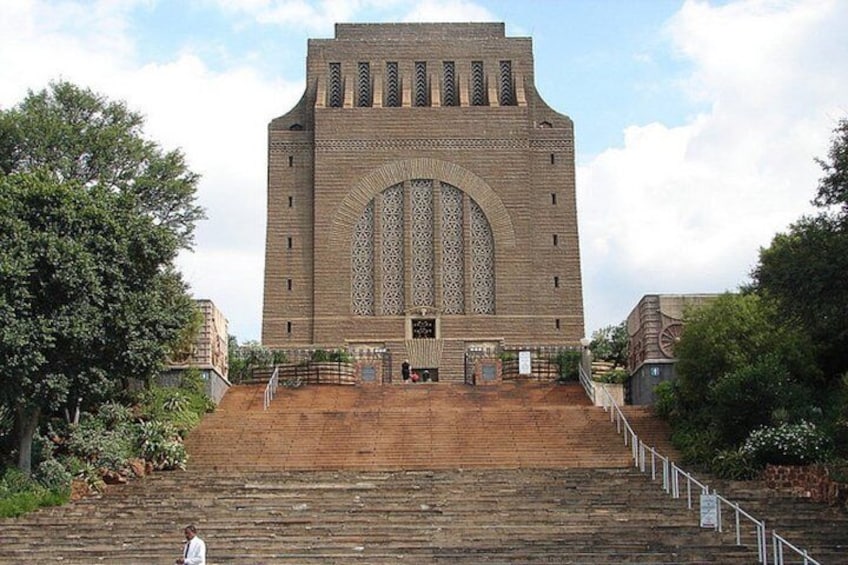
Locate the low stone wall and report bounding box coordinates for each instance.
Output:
[590,382,625,407]
[763,464,848,507]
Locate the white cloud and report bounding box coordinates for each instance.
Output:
[579,0,847,332]
[0,0,303,340]
[400,0,495,22]
[212,0,493,31]
[213,0,386,31]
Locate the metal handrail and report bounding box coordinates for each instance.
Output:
[591,383,817,565]
[263,366,279,410]
[772,532,821,565]
[578,363,595,404]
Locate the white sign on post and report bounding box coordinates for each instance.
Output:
[518,351,532,375]
[700,493,718,528]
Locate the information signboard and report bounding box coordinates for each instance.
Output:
[700,494,717,528]
[519,351,532,375]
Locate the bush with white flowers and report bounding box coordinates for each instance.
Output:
[741,421,830,466]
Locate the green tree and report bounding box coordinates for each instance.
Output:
[667,293,819,467]
[589,321,629,369]
[0,82,203,475]
[753,118,848,378]
[0,81,203,247]
[813,118,848,225]
[675,293,817,411]
[227,338,288,383]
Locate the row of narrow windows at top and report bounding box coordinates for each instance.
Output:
[327,60,516,108]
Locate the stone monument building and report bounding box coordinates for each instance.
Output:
[262,23,584,381]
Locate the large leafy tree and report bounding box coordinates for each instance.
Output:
[666,293,819,462]
[813,118,848,226]
[753,118,848,378]
[674,293,818,411]
[0,80,203,247]
[0,82,203,475]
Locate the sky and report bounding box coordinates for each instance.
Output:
[1,0,846,343]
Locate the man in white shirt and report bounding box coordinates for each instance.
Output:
[175,524,206,565]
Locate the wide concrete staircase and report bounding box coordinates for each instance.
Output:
[184,381,639,471]
[2,382,846,563]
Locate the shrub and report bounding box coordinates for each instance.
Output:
[311,349,329,362]
[741,421,831,466]
[327,349,352,363]
[553,350,581,382]
[138,375,213,436]
[711,448,759,479]
[96,402,134,428]
[594,368,629,384]
[137,420,187,470]
[707,355,808,445]
[671,424,721,467]
[654,381,679,421]
[65,418,135,471]
[0,467,68,518]
[35,458,73,491]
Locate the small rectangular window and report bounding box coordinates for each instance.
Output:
[554,276,559,288]
[555,318,561,330]
[287,237,293,249]
[287,278,292,291]
[288,155,294,167]
[551,193,557,205]
[553,234,558,246]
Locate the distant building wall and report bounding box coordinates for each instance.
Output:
[626,294,719,405]
[164,299,230,404]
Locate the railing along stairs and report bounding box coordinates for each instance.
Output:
[578,364,821,565]
[263,366,279,411]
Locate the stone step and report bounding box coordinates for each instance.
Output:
[2,382,845,564]
[0,468,761,564]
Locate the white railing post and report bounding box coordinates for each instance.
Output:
[263,366,280,410]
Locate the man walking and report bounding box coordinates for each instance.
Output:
[175,524,206,565]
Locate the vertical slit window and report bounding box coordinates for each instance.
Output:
[287,279,292,291]
[443,61,456,107]
[499,60,514,106]
[328,62,342,108]
[414,61,428,107]
[550,153,555,164]
[357,62,371,107]
[385,62,399,107]
[555,319,561,330]
[288,196,293,208]
[553,234,558,247]
[288,155,294,167]
[471,61,485,106]
[551,193,557,205]
[554,276,559,288]
[286,321,292,334]
[287,237,293,249]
